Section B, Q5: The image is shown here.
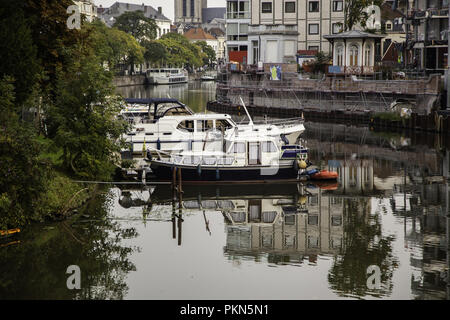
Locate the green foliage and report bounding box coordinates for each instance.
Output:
[0,77,51,229]
[87,20,145,71]
[373,112,403,121]
[113,11,158,42]
[142,40,167,66]
[196,41,217,65]
[157,33,205,68]
[0,1,41,105]
[47,54,129,180]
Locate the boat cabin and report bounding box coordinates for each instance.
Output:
[121,98,193,124]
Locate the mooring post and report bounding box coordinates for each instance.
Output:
[172,166,177,194]
[172,198,176,239]
[178,168,183,194]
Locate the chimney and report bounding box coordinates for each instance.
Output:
[158,7,162,15]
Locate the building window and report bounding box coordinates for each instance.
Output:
[386,22,392,31]
[336,45,344,66]
[308,1,319,12]
[308,24,319,34]
[261,2,272,13]
[333,0,343,12]
[182,0,186,16]
[349,44,359,66]
[285,1,296,13]
[227,23,239,40]
[308,46,319,51]
[364,44,371,66]
[332,22,343,34]
[190,0,195,17]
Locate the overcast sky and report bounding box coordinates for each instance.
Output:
[94,0,226,22]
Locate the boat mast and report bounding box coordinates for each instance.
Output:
[239,96,253,126]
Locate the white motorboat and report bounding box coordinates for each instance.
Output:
[120,98,305,155]
[146,68,188,85]
[149,132,309,181]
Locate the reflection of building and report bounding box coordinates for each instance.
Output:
[223,188,344,263]
[328,159,375,194]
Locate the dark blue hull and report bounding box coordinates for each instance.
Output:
[150,161,299,181]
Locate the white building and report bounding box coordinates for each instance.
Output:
[184,27,221,61]
[98,2,172,39]
[74,0,97,22]
[324,30,384,75]
[248,0,346,64]
[226,0,251,63]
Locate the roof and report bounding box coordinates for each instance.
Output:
[323,30,385,40]
[208,27,225,37]
[99,1,170,25]
[184,28,217,40]
[201,7,226,23]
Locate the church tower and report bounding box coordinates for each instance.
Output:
[174,0,207,25]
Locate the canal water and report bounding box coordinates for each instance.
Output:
[1,83,449,300]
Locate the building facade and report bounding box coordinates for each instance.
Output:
[98,2,172,39]
[226,0,251,63]
[175,0,208,25]
[247,0,346,64]
[406,0,449,72]
[184,27,223,61]
[74,0,97,22]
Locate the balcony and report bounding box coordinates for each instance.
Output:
[248,24,298,36]
[226,12,250,19]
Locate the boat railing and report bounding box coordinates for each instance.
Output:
[252,117,304,127]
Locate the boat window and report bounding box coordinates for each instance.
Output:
[216,119,233,130]
[217,200,235,209]
[262,141,277,152]
[230,212,246,223]
[202,157,216,165]
[197,120,214,132]
[184,201,200,209]
[232,142,245,153]
[217,157,234,165]
[177,120,195,132]
[182,156,200,165]
[262,211,277,223]
[201,200,217,209]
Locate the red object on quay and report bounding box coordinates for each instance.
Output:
[311,170,339,180]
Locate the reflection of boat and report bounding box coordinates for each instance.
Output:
[200,75,215,81]
[310,170,339,180]
[146,68,188,85]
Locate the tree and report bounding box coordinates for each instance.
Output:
[196,41,216,66]
[0,0,41,105]
[344,0,383,31]
[142,40,167,66]
[0,77,51,229]
[113,11,159,42]
[157,33,205,68]
[87,20,145,72]
[48,54,129,180]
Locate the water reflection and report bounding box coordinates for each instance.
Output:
[115,81,216,113]
[0,192,138,300]
[1,119,449,299]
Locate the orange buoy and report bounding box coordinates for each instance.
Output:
[311,170,338,180]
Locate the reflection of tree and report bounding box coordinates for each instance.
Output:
[0,191,137,300]
[328,198,398,298]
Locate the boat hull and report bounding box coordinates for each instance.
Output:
[150,161,298,181]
